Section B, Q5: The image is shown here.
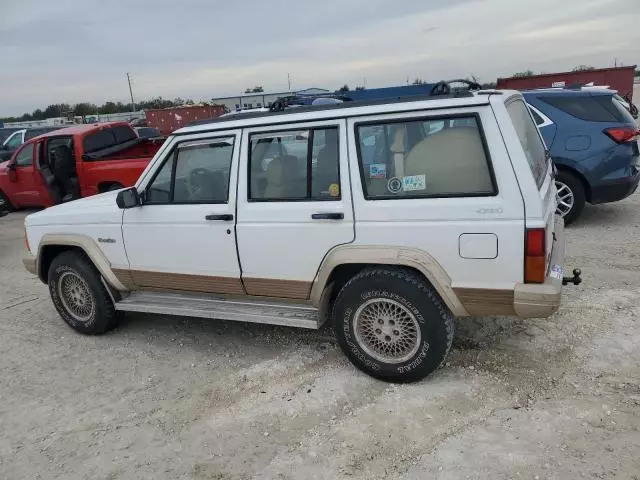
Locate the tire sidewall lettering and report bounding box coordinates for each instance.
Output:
[342,286,429,375]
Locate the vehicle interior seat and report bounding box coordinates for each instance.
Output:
[264,155,305,199]
[403,127,493,195]
[50,145,79,201]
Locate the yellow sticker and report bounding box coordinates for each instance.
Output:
[328,183,340,197]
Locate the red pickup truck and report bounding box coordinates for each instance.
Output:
[0,122,162,210]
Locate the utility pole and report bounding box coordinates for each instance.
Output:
[287,73,292,92]
[126,72,136,111]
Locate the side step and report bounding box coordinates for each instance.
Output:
[115,291,321,329]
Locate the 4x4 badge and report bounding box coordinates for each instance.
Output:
[97,238,116,244]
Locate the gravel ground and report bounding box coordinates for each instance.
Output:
[1,196,640,480]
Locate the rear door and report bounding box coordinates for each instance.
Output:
[235,119,354,299]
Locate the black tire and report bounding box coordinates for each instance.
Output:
[47,250,120,334]
[332,267,454,383]
[555,170,585,226]
[0,189,14,213]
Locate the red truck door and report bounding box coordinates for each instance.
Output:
[5,142,49,208]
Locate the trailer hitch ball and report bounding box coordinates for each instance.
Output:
[563,268,582,286]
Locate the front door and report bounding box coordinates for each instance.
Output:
[236,119,355,299]
[8,142,45,207]
[121,131,243,295]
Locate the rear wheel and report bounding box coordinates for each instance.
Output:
[48,250,120,334]
[332,267,454,383]
[555,170,585,225]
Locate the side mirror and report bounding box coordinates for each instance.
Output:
[8,167,17,183]
[116,187,141,209]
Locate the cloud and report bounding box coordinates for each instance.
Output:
[1,0,638,116]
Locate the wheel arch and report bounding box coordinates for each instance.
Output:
[555,164,591,203]
[37,234,127,291]
[310,245,468,317]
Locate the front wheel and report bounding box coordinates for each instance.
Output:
[332,267,454,383]
[0,189,14,213]
[48,251,120,334]
[555,170,585,225]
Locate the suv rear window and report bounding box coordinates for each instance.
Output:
[540,94,629,123]
[356,115,496,199]
[506,99,549,189]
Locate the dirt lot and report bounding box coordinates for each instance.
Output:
[1,196,640,480]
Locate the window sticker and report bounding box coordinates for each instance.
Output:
[328,183,340,197]
[387,177,402,193]
[402,175,426,192]
[550,264,563,280]
[369,163,387,179]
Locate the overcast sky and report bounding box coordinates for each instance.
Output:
[1,0,638,116]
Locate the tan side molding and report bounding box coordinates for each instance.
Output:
[38,234,128,291]
[310,245,469,317]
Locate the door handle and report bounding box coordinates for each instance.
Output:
[205,214,234,221]
[311,212,344,220]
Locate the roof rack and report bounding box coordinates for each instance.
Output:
[184,80,485,129]
[265,79,482,112]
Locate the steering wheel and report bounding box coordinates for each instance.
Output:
[187,168,209,199]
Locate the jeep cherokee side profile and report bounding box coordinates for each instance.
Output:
[22,90,575,382]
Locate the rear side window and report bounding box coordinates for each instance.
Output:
[540,95,627,122]
[506,100,549,189]
[249,127,340,201]
[356,116,495,199]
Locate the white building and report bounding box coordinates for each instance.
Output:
[211,87,330,112]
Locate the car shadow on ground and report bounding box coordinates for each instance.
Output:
[114,310,521,357]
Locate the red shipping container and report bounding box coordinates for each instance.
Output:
[145,105,226,136]
[497,66,637,100]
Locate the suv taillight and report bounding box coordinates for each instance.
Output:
[525,228,546,284]
[603,127,638,144]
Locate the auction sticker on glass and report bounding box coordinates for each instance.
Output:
[402,174,426,192]
[369,164,387,179]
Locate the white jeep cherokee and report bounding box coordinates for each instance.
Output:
[22,90,577,382]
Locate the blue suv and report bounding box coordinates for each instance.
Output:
[523,88,639,224]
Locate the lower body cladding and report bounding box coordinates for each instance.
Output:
[22,218,578,382]
[590,170,640,205]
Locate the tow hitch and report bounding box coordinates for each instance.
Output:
[563,268,582,286]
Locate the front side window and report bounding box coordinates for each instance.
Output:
[15,143,34,167]
[506,100,549,189]
[249,127,340,201]
[146,137,234,204]
[356,116,495,199]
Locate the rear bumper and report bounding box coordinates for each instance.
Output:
[590,169,640,204]
[22,252,37,275]
[513,216,565,318]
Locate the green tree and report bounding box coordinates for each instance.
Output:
[73,103,98,117]
[338,84,350,92]
[572,65,595,72]
[512,70,534,78]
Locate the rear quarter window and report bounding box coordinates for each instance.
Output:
[506,99,549,189]
[356,115,496,199]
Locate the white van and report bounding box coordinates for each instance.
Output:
[22,90,580,382]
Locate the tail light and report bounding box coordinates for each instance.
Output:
[525,228,546,283]
[603,127,638,144]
